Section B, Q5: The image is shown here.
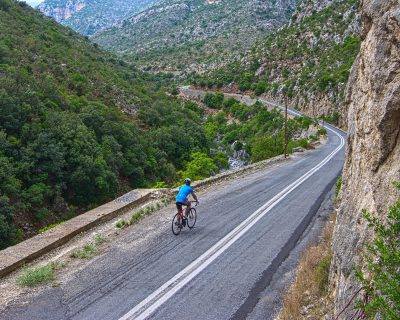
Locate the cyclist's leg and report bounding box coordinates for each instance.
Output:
[183,200,191,217]
[176,202,183,224]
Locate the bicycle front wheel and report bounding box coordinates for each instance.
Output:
[187,208,197,229]
[172,213,182,235]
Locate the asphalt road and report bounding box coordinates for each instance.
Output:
[1,99,346,320]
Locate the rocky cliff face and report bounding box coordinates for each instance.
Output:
[331,0,400,317]
[38,0,158,35]
[38,0,85,22]
[256,0,361,129]
[94,0,297,73]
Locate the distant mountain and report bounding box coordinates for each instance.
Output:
[26,0,44,7]
[38,0,158,35]
[93,0,298,74]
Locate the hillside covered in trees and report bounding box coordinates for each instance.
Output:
[0,0,211,248]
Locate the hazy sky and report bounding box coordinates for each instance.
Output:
[25,0,44,7]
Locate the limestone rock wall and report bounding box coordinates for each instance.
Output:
[330,0,400,317]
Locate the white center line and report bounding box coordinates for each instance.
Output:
[118,118,345,320]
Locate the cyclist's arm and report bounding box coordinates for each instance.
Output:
[191,191,198,203]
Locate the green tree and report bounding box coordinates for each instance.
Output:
[250,135,284,162]
[0,196,17,249]
[180,152,218,181]
[254,81,267,96]
[203,92,224,109]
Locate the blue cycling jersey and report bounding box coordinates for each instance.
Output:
[176,185,193,203]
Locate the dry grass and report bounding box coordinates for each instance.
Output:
[279,213,336,320]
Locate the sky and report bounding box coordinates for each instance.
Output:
[25,0,44,7]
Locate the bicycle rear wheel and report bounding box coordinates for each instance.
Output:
[187,208,197,229]
[172,213,182,235]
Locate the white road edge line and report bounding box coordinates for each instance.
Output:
[119,118,345,320]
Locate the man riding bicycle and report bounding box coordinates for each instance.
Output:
[176,178,198,221]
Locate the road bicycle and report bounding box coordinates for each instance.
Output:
[172,201,198,235]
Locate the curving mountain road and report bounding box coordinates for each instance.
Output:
[1,94,346,320]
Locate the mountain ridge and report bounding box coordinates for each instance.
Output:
[38,0,158,35]
[94,0,298,74]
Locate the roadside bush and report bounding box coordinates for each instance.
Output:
[356,183,400,319]
[322,111,340,125]
[180,152,218,181]
[251,135,284,162]
[317,127,327,136]
[213,152,229,170]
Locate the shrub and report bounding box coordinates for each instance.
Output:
[356,184,400,319]
[38,221,64,234]
[213,152,229,170]
[130,211,143,224]
[315,254,331,293]
[251,135,283,162]
[153,181,168,188]
[203,92,224,109]
[322,111,341,125]
[317,127,327,136]
[254,81,267,96]
[180,152,218,181]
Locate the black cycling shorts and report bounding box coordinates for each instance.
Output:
[176,201,189,210]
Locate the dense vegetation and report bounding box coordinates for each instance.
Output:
[191,0,361,125]
[0,0,210,249]
[356,183,400,319]
[199,92,323,164]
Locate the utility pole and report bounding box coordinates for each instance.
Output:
[284,103,288,158]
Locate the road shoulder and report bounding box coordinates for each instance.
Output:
[247,184,337,320]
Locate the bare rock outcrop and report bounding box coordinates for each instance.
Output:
[330,0,400,317]
[38,0,86,22]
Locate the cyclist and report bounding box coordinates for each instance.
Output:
[176,178,198,223]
